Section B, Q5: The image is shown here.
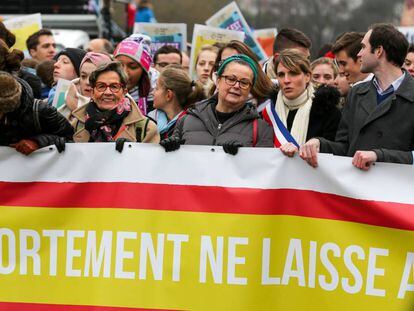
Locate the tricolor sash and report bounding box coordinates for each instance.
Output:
[262,102,299,148]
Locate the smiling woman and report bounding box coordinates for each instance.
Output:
[71,61,159,151]
[159,54,274,155]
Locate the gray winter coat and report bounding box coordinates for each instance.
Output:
[173,96,274,147]
[318,73,414,164]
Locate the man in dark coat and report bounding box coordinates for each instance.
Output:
[0,71,73,155]
[300,23,414,170]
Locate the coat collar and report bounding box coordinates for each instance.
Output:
[357,72,414,103]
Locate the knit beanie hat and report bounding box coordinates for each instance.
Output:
[54,48,87,77]
[80,52,112,70]
[0,71,22,113]
[114,34,152,74]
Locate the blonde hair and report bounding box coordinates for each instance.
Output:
[160,64,205,109]
[274,48,311,75]
[311,57,339,78]
[195,44,219,68]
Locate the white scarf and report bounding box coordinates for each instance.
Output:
[275,84,314,146]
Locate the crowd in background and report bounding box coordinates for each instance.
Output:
[1,19,414,170]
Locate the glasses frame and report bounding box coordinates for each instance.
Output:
[94,82,124,93]
[220,74,252,90]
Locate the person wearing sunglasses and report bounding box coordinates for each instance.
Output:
[71,61,159,152]
[160,54,273,155]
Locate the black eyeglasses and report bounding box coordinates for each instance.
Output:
[95,82,124,93]
[221,75,252,90]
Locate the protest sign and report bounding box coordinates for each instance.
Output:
[133,23,187,55]
[0,144,414,310]
[398,26,414,43]
[189,24,244,79]
[3,13,42,55]
[253,28,277,57]
[206,2,267,62]
[51,79,71,110]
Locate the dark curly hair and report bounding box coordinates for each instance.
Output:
[0,21,16,48]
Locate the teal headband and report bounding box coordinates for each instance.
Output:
[217,54,258,84]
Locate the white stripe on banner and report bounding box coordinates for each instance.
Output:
[0,144,413,204]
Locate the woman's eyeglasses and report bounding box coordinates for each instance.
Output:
[95,82,124,93]
[221,75,252,90]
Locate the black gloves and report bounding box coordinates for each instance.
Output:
[115,138,130,153]
[221,140,243,155]
[160,136,185,152]
[54,137,66,153]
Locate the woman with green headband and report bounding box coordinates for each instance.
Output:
[159,54,274,155]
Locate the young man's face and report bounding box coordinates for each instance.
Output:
[30,35,56,62]
[335,50,362,84]
[154,53,181,72]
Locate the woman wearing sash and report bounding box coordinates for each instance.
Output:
[263,49,341,156]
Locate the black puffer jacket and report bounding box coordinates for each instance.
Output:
[0,77,74,147]
[173,95,274,147]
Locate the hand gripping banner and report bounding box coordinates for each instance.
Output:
[0,144,414,311]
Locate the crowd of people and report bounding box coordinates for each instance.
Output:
[1,20,413,170]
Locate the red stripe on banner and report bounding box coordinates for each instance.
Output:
[0,181,414,231]
[0,302,179,311]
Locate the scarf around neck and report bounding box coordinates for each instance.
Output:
[275,84,314,146]
[84,97,131,142]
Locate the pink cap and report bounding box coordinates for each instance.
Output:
[114,35,152,73]
[80,52,112,70]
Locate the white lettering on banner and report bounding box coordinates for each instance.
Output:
[227,237,248,285]
[19,229,41,275]
[398,252,414,299]
[308,241,317,288]
[282,239,306,287]
[342,245,365,294]
[139,233,165,281]
[84,231,112,278]
[199,236,223,284]
[261,238,280,285]
[66,230,85,277]
[0,228,16,274]
[1,227,413,299]
[366,248,388,297]
[115,231,137,279]
[43,230,64,276]
[319,242,340,291]
[167,234,189,282]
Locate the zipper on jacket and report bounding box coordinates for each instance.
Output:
[212,123,222,145]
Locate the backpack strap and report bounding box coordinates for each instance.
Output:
[252,118,258,147]
[33,99,42,133]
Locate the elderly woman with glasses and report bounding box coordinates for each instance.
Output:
[71,61,159,152]
[160,54,273,155]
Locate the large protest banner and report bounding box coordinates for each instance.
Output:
[206,2,267,62]
[133,23,187,55]
[3,13,42,56]
[189,24,244,79]
[0,144,414,311]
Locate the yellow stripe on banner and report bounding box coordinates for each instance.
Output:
[0,206,414,311]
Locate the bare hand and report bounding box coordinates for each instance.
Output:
[299,138,320,168]
[280,142,298,157]
[352,151,377,171]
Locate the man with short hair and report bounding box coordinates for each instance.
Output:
[152,45,182,72]
[331,32,373,85]
[86,38,114,55]
[300,23,414,169]
[26,29,56,62]
[263,28,312,79]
